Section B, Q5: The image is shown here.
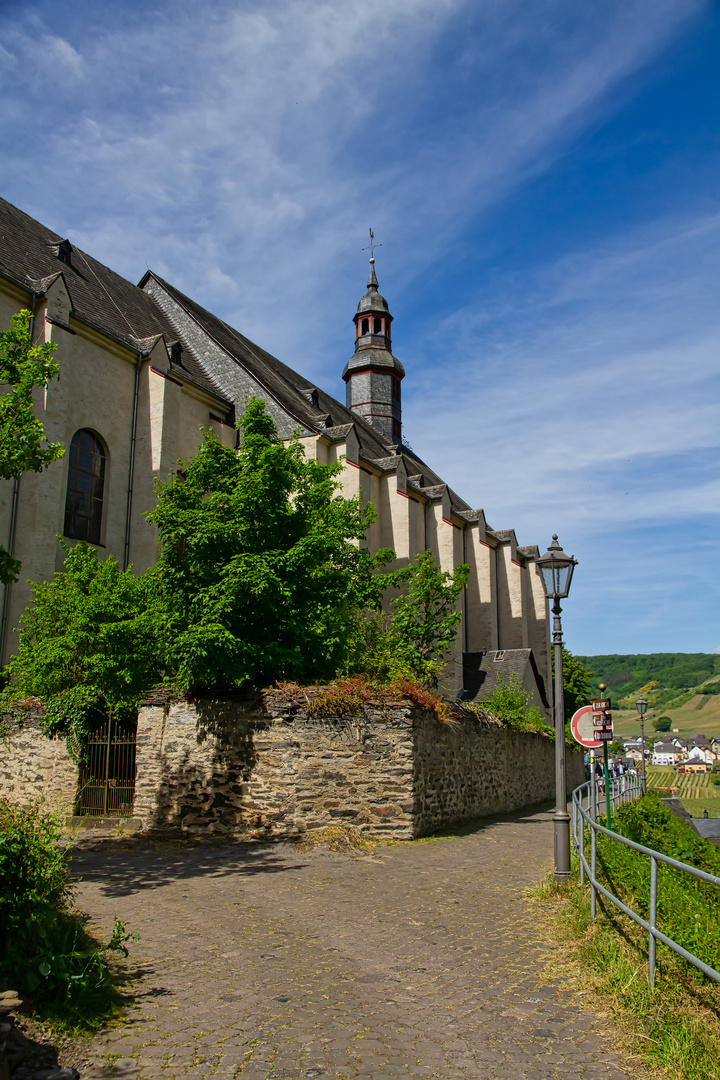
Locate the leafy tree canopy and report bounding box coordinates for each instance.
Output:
[3,542,161,756]
[577,653,720,700]
[148,398,393,693]
[0,310,64,583]
[350,549,469,687]
[653,716,672,732]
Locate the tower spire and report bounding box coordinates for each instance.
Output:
[362,228,381,289]
[342,232,405,445]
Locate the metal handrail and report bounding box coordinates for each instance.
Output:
[571,776,720,987]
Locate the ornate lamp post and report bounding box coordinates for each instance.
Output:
[537,534,578,882]
[636,695,649,795]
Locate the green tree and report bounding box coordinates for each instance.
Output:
[653,715,672,732]
[148,398,391,693]
[385,550,469,686]
[554,647,594,718]
[354,550,469,686]
[0,310,64,583]
[3,542,161,756]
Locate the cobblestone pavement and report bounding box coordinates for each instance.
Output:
[74,807,638,1080]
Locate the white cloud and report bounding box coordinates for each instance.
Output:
[41,34,83,76]
[404,209,720,539]
[0,0,703,364]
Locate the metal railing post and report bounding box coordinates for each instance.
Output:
[590,822,597,921]
[649,855,658,987]
[579,800,585,885]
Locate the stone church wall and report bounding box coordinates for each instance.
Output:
[0,692,584,838]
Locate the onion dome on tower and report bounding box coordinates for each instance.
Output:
[342,251,405,444]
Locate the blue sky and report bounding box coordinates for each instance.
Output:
[1,0,719,656]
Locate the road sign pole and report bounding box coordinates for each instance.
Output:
[603,739,612,829]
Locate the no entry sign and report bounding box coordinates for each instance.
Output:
[570,704,605,749]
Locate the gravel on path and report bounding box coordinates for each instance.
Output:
[71,806,640,1080]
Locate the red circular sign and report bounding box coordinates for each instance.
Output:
[570,704,604,749]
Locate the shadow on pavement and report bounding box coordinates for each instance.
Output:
[70,841,308,897]
[413,800,554,842]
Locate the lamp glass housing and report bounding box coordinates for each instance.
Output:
[636,696,648,717]
[537,536,576,600]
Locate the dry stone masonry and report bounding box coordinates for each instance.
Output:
[0,704,77,819]
[1,690,584,839]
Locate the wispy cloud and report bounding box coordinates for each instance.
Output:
[0,0,715,652]
[0,0,702,360]
[408,210,720,535]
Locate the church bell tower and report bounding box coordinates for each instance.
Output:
[342,242,405,444]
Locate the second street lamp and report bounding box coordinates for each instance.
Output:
[636,694,649,795]
[536,534,578,882]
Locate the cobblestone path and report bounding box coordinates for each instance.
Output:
[75,807,637,1080]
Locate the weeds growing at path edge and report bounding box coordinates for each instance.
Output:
[533,793,720,1080]
[0,798,137,1031]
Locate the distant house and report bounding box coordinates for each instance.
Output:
[652,742,684,766]
[679,746,714,773]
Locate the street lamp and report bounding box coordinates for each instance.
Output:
[537,534,578,882]
[636,695,649,795]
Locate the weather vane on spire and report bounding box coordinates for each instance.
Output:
[363,228,382,261]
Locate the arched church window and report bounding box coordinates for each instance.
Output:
[64,429,106,544]
[374,317,382,335]
[361,318,369,335]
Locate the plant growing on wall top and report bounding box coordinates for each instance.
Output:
[148,397,393,694]
[0,310,64,583]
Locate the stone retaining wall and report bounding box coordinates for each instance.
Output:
[0,707,77,818]
[0,691,585,838]
[132,691,584,839]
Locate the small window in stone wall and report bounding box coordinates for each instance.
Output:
[361,318,370,335]
[392,376,401,402]
[63,429,106,544]
[374,317,382,335]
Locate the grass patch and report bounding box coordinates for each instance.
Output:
[532,794,720,1079]
[680,798,720,818]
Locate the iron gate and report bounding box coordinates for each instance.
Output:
[76,717,137,817]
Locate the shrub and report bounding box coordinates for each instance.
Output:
[596,793,720,973]
[305,674,459,724]
[0,799,135,1027]
[473,672,553,736]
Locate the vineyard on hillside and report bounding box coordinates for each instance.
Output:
[646,767,720,799]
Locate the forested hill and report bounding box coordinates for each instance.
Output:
[576,653,720,702]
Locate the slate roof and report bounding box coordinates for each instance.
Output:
[0,197,517,536]
[461,648,549,708]
[142,273,479,519]
[0,197,229,408]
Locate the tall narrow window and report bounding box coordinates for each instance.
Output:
[392,376,401,402]
[64,429,106,544]
[374,317,382,335]
[361,318,369,335]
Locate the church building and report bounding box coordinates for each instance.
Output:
[0,196,551,710]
